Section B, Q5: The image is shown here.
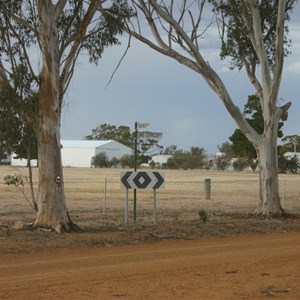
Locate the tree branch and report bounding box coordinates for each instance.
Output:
[270,0,285,103]
[123,0,261,146]
[249,0,272,95]
[59,2,98,103]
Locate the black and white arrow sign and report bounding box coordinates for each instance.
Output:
[121,171,165,189]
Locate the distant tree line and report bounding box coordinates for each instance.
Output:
[89,102,300,172]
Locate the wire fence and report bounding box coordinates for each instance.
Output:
[1,166,300,216]
[64,176,300,214]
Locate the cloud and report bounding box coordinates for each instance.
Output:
[285,61,300,75]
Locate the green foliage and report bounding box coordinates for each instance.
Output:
[210,0,295,71]
[165,147,207,170]
[198,209,209,224]
[229,95,287,160]
[280,135,300,153]
[278,153,300,174]
[215,154,231,171]
[119,154,134,168]
[110,157,120,168]
[215,142,233,171]
[0,76,38,162]
[232,158,249,171]
[4,174,28,187]
[86,123,132,147]
[82,0,134,65]
[91,152,109,168]
[163,145,177,155]
[149,160,156,169]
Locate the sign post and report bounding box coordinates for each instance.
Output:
[132,122,162,223]
[133,121,138,223]
[125,188,129,224]
[121,171,165,224]
[153,189,157,224]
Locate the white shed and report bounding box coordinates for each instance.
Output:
[150,155,172,166]
[11,154,38,166]
[61,140,132,168]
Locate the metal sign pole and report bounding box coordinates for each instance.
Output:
[153,189,157,224]
[125,188,129,224]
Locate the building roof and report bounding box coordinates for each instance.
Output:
[61,140,113,148]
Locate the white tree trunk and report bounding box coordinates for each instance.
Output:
[34,68,69,231]
[34,0,72,232]
[35,121,68,231]
[256,113,284,215]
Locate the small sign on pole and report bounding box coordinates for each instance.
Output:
[137,122,150,129]
[120,171,165,224]
[138,131,163,139]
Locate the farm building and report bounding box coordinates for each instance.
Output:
[11,155,37,167]
[61,140,132,168]
[150,155,172,166]
[10,140,132,168]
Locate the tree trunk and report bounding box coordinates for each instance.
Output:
[255,117,284,216]
[34,69,70,232]
[33,1,74,232]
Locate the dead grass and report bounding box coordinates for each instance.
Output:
[1,165,300,252]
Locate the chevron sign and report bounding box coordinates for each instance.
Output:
[121,171,165,189]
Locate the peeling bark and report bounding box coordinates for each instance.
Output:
[255,106,284,216]
[34,1,73,232]
[256,139,284,216]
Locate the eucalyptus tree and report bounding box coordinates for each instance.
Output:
[0,0,131,231]
[102,0,296,216]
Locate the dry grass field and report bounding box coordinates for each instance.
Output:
[1,165,300,242]
[1,166,300,299]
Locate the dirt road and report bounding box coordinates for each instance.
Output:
[1,232,300,300]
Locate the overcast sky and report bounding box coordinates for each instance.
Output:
[61,5,300,155]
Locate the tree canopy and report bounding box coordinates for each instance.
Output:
[229,94,287,160]
[85,123,132,147]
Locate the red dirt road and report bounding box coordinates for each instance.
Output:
[1,232,300,300]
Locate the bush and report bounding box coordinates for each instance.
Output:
[119,154,134,168]
[91,152,109,168]
[278,154,300,174]
[232,158,248,171]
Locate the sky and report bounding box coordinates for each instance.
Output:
[61,4,300,155]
